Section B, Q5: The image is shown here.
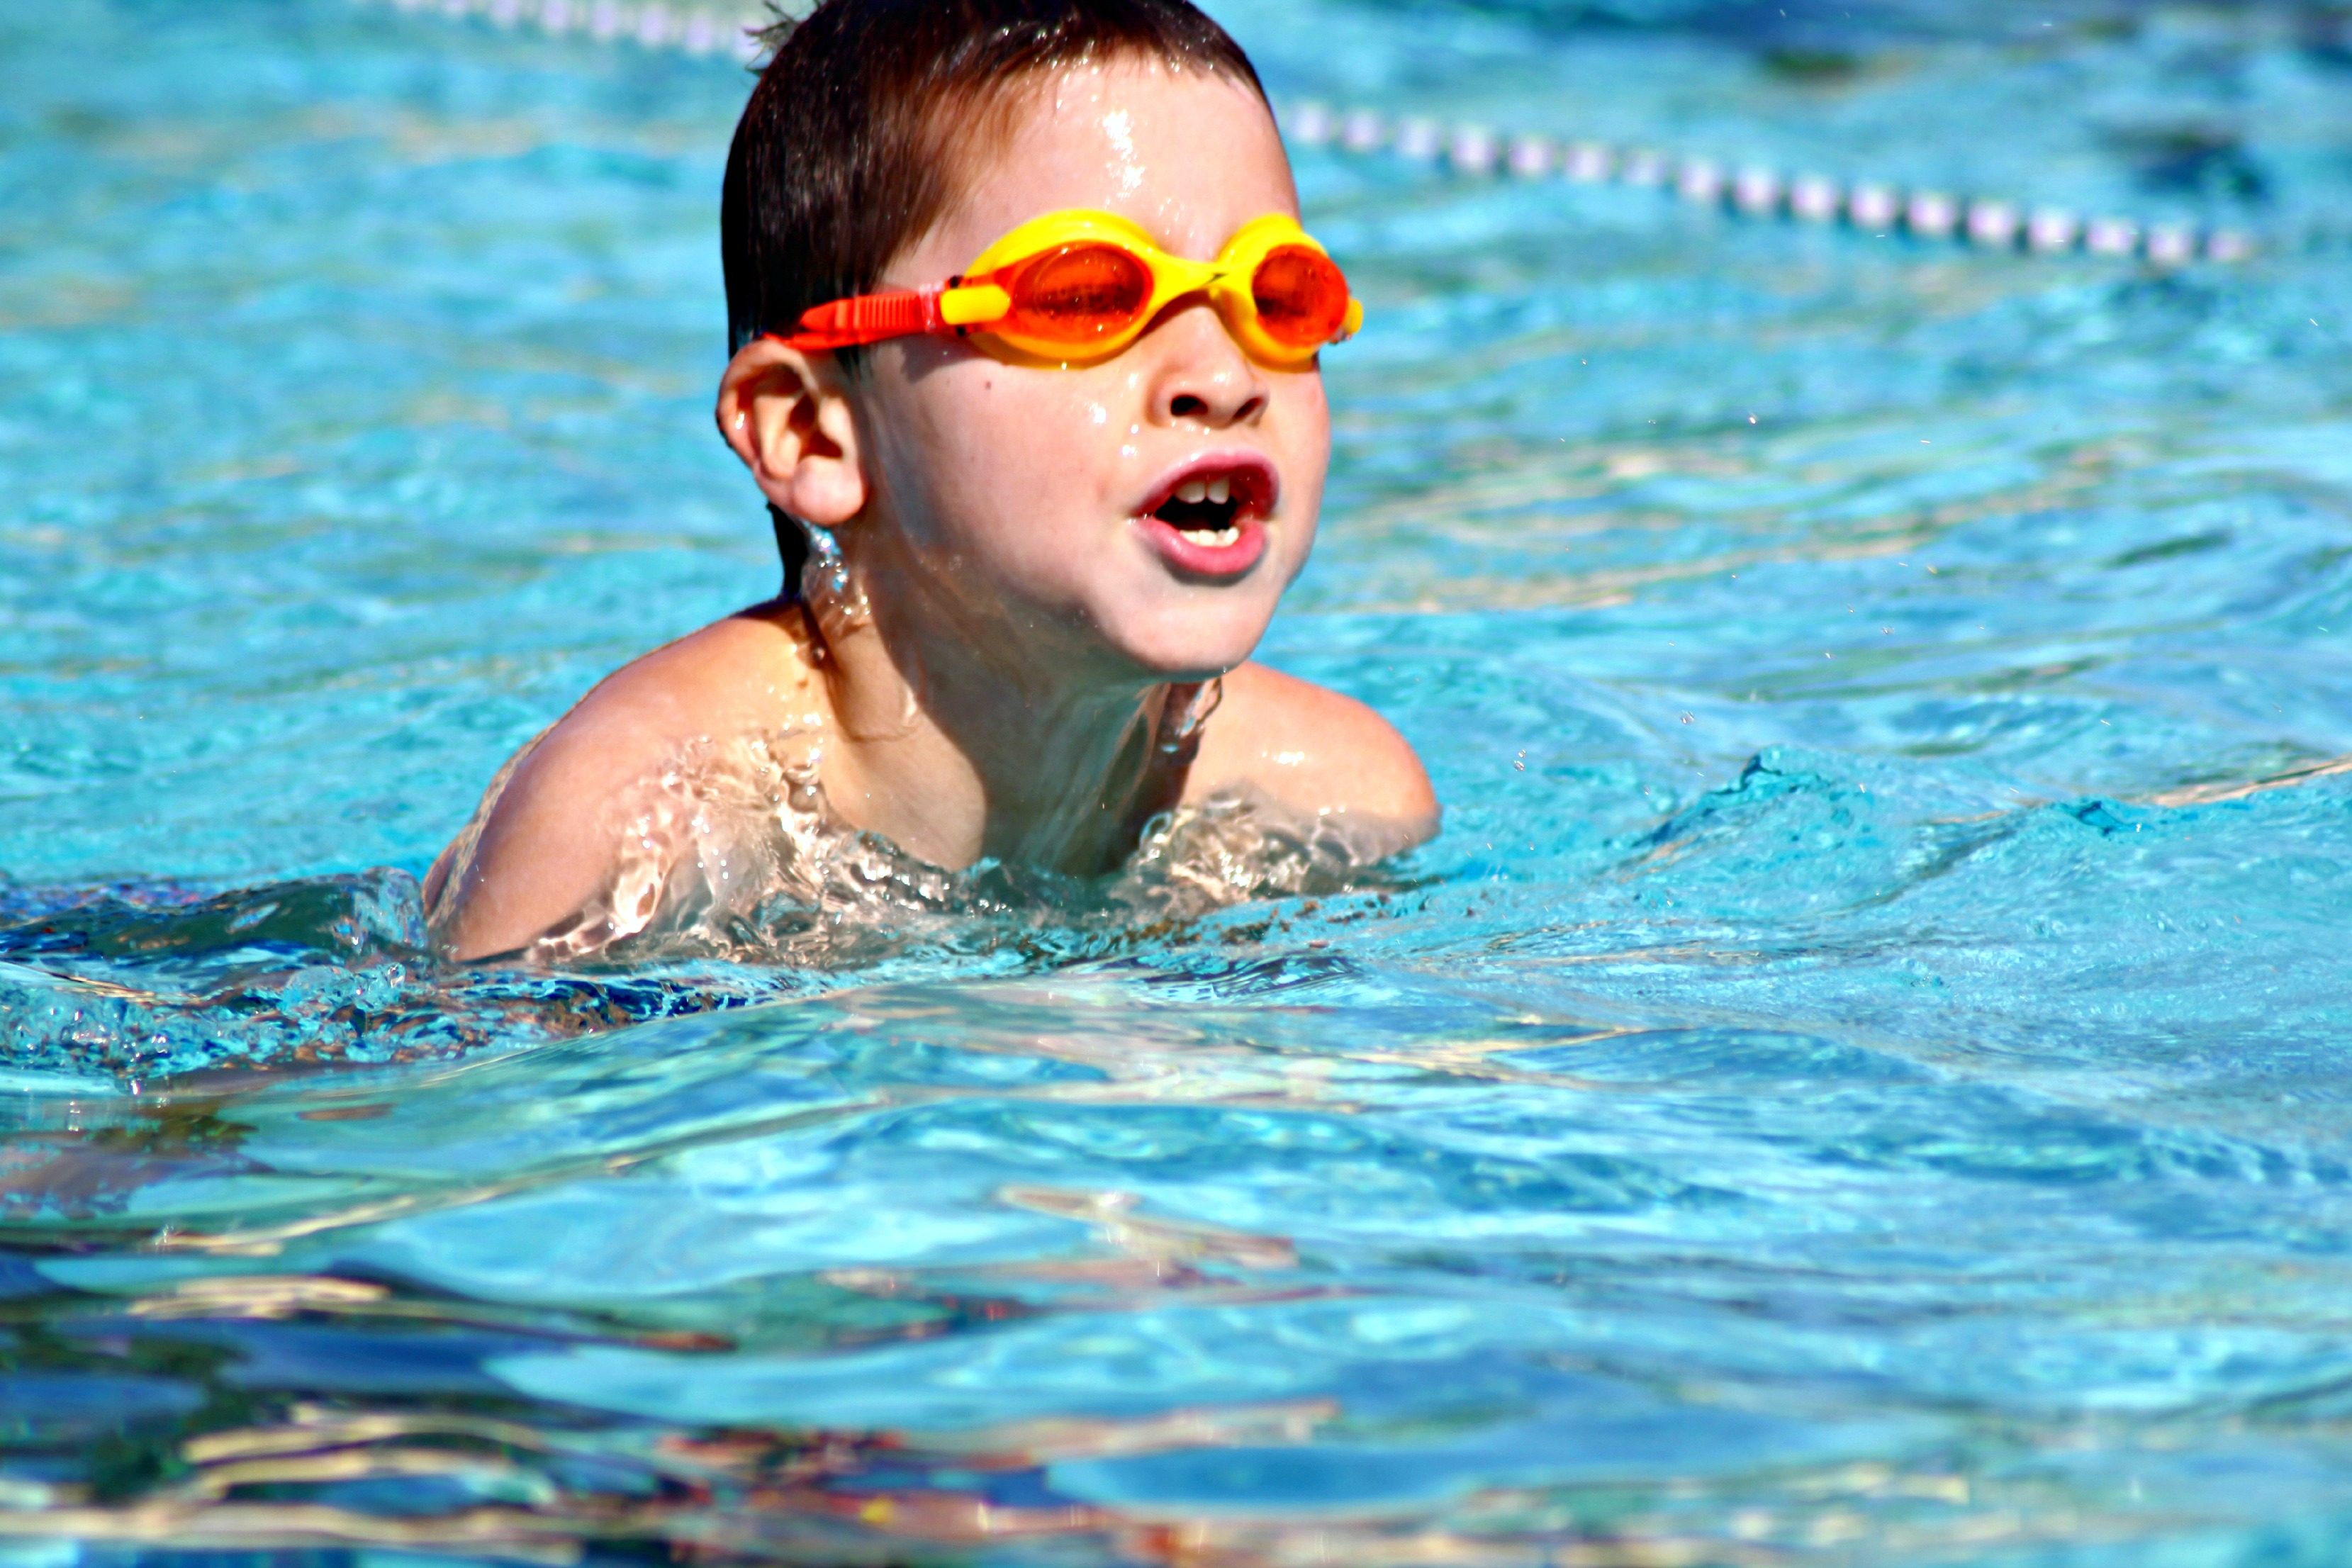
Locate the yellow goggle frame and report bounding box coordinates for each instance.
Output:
[778,209,1365,370]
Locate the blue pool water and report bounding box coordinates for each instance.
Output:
[5,0,2352,1560]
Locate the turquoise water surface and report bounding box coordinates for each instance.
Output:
[5,0,2352,1561]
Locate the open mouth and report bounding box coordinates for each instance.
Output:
[1136,457,1277,578]
[1151,475,1245,548]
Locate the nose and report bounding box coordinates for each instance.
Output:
[1142,298,1270,430]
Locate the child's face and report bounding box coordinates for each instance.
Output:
[851,60,1328,687]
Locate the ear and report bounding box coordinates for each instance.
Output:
[716,337,866,530]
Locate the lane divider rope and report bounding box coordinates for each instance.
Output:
[358,0,2262,265]
[362,0,771,60]
[1281,103,2256,265]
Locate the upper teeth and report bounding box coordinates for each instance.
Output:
[1176,477,1234,506]
[1208,478,1231,504]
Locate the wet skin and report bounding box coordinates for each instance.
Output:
[427,59,1438,962]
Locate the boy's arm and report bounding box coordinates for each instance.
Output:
[430,610,810,961]
[427,697,681,962]
[1185,661,1439,850]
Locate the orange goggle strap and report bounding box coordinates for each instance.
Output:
[773,211,1360,360]
[783,278,1019,350]
[786,287,949,352]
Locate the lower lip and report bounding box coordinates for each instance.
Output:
[1139,513,1268,578]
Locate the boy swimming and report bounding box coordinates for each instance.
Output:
[423,0,1438,962]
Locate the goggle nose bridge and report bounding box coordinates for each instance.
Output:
[1152,257,1268,336]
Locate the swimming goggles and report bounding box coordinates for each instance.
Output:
[775,210,1364,369]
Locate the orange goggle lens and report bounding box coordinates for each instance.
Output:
[1250,245,1352,349]
[998,243,1156,342]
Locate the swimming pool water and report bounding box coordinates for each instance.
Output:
[5,0,2352,1561]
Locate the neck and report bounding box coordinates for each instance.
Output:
[798,554,1187,875]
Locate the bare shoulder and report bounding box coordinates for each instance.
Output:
[428,603,817,961]
[1185,661,1439,845]
[503,606,814,791]
[590,607,816,732]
